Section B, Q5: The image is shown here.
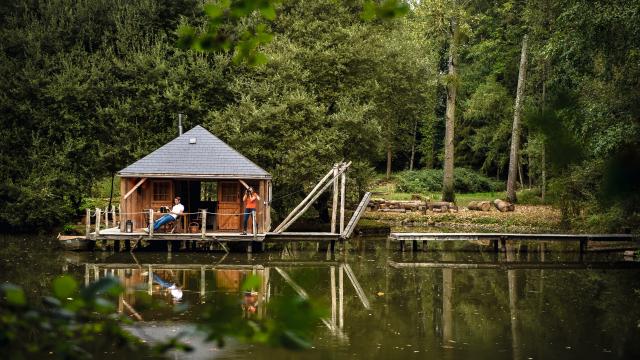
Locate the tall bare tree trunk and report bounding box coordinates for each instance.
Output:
[507,35,529,203]
[386,145,392,179]
[409,118,418,171]
[442,19,458,202]
[541,61,547,203]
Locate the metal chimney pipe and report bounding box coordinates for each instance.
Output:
[178,113,183,135]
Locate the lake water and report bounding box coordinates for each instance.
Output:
[2,236,640,359]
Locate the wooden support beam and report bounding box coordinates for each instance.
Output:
[148,209,154,239]
[276,162,350,233]
[123,178,147,200]
[85,208,91,238]
[201,209,206,239]
[331,164,339,234]
[95,208,101,237]
[274,168,335,233]
[339,171,346,234]
[238,179,250,189]
[252,211,257,240]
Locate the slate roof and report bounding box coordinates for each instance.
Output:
[118,125,271,179]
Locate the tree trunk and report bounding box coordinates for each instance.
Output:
[541,60,547,203]
[506,35,529,203]
[409,118,418,171]
[442,19,458,203]
[386,145,392,179]
[541,144,546,202]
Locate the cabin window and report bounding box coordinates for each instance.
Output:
[153,181,171,202]
[201,181,217,202]
[220,182,239,202]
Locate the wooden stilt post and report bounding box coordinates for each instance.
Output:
[84,264,90,287]
[339,264,344,329]
[422,240,428,252]
[85,208,91,238]
[201,209,207,239]
[167,240,172,253]
[493,239,499,252]
[148,265,153,295]
[95,208,101,237]
[200,266,206,301]
[331,164,339,234]
[330,266,337,330]
[148,209,154,238]
[500,237,507,252]
[340,170,346,235]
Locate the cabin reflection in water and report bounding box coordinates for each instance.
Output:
[83,264,270,320]
[76,258,367,337]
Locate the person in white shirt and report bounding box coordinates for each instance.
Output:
[148,196,184,232]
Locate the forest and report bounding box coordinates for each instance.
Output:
[0,0,638,232]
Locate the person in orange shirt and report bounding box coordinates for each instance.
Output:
[242,187,260,235]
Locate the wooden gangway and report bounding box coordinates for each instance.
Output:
[389,232,638,253]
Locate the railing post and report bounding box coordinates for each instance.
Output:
[111,206,116,228]
[201,209,206,239]
[149,209,154,238]
[104,207,109,229]
[252,211,257,240]
[85,208,91,238]
[95,208,101,237]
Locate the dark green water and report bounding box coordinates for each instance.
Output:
[2,236,640,359]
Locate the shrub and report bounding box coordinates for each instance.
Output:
[396,168,505,194]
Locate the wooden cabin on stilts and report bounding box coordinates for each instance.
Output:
[62,124,372,253]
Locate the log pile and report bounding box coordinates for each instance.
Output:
[368,199,457,213]
[467,201,491,211]
[427,201,458,212]
[493,199,515,212]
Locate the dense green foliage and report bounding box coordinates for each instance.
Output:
[396,168,504,194]
[0,273,323,358]
[0,0,638,231]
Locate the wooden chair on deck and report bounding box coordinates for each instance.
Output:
[168,214,183,233]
